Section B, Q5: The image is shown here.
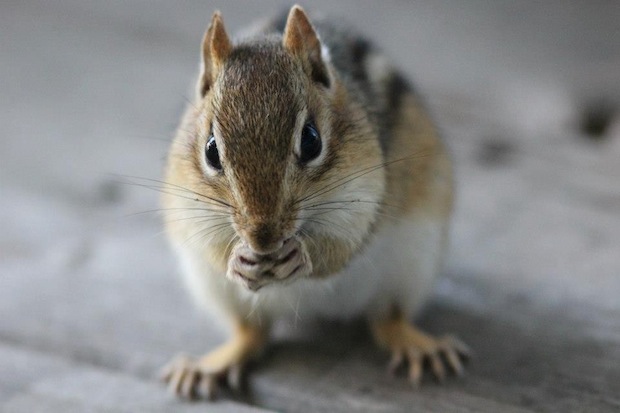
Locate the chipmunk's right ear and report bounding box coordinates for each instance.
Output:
[283,5,330,88]
[197,11,232,98]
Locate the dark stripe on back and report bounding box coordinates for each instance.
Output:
[378,72,411,153]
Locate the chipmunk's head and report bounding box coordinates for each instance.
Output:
[164,6,385,291]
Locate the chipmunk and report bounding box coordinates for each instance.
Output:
[160,5,469,400]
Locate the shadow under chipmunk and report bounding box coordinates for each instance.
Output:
[242,296,611,411]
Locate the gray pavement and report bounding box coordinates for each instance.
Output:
[1,1,619,411]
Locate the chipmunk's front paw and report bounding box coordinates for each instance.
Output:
[371,314,471,387]
[160,324,266,400]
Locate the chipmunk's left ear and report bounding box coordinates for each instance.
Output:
[283,5,330,88]
[197,11,232,98]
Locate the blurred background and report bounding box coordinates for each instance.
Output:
[1,1,619,412]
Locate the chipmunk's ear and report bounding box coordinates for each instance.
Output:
[198,11,232,98]
[283,5,330,88]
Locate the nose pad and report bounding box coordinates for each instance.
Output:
[247,238,285,256]
[247,223,287,255]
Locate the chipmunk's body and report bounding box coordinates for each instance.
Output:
[161,6,467,399]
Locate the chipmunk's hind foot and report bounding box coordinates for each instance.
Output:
[371,311,471,388]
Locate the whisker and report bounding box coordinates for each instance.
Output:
[224,233,240,257]
[247,292,264,321]
[298,194,404,224]
[164,215,231,225]
[124,133,171,143]
[124,207,230,218]
[297,151,432,205]
[113,174,234,210]
[297,227,328,278]
[303,205,402,222]
[181,94,200,113]
[182,221,232,248]
[119,180,228,210]
[293,293,302,329]
[119,180,204,202]
[301,217,360,245]
[303,199,404,212]
[189,227,233,251]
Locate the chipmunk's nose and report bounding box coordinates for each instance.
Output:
[245,223,287,255]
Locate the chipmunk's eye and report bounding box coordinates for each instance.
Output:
[299,120,322,164]
[205,134,222,171]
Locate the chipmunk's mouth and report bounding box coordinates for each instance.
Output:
[226,236,312,291]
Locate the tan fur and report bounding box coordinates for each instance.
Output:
[382,94,453,220]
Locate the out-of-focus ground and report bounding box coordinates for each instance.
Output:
[1,1,619,412]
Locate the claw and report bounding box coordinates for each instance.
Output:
[406,348,423,388]
[160,324,265,401]
[200,375,217,400]
[181,369,198,399]
[227,363,242,390]
[162,357,221,400]
[168,366,186,396]
[159,354,187,382]
[429,352,446,382]
[444,335,473,359]
[444,347,464,376]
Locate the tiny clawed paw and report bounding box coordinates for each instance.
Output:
[160,355,242,400]
[388,335,471,388]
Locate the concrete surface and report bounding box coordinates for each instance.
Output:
[1,1,619,411]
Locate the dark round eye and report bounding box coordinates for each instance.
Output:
[205,134,222,171]
[299,121,322,164]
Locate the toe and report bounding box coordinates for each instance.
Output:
[227,363,242,390]
[180,369,199,399]
[160,355,188,383]
[443,335,472,359]
[169,366,187,396]
[429,352,446,383]
[442,345,464,376]
[406,348,423,388]
[388,350,404,375]
[199,375,218,400]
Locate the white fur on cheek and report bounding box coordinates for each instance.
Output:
[298,163,385,248]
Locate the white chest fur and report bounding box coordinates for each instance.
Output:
[177,214,448,326]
